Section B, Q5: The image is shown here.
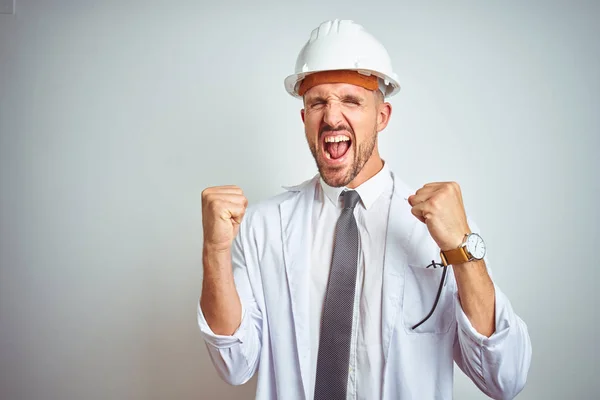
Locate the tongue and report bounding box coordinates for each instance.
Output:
[328,141,350,159]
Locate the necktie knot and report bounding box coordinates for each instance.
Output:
[341,190,361,210]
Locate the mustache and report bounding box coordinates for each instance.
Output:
[319,123,354,140]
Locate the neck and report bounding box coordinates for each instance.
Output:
[346,148,384,189]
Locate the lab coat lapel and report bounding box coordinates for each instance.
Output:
[279,175,317,399]
[382,172,415,361]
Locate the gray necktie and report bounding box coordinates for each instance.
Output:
[314,190,361,400]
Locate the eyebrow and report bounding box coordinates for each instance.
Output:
[306,96,328,104]
[340,94,364,103]
[306,94,365,104]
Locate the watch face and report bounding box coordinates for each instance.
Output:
[466,233,486,259]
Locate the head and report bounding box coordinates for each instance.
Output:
[300,72,392,188]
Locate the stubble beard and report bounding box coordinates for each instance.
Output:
[308,129,378,188]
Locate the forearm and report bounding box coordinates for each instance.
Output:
[453,259,495,337]
[200,246,242,335]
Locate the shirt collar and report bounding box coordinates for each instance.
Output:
[319,162,393,210]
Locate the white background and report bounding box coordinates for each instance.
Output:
[1,1,599,399]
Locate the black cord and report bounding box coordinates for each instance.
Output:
[425,260,444,269]
[411,261,448,330]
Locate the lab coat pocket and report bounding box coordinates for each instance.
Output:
[402,264,455,334]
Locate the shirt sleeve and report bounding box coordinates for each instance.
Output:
[454,282,532,399]
[197,301,247,348]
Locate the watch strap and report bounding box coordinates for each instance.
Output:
[440,246,470,266]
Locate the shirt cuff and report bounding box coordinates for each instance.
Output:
[197,300,247,349]
[455,284,512,347]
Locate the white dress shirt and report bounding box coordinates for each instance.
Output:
[310,162,392,400]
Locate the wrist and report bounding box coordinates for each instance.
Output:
[203,242,231,256]
[441,230,470,252]
[202,243,232,269]
[440,230,486,266]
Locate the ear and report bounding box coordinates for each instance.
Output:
[301,108,305,124]
[376,102,392,133]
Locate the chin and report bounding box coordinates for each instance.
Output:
[319,166,352,188]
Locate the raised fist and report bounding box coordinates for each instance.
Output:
[201,186,248,253]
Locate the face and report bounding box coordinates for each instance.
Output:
[466,233,486,259]
[301,83,391,188]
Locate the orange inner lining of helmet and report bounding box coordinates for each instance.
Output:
[298,70,379,96]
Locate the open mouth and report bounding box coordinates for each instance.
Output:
[323,134,352,160]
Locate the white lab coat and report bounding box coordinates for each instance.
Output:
[198,172,532,400]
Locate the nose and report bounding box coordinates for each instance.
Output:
[322,102,343,128]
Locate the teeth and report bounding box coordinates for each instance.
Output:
[325,150,331,159]
[324,135,350,143]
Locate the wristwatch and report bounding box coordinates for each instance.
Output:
[440,233,486,266]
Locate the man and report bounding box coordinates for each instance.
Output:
[198,19,531,400]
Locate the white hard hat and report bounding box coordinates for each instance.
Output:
[284,19,401,98]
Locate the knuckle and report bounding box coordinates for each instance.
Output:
[209,200,222,212]
[428,196,440,210]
